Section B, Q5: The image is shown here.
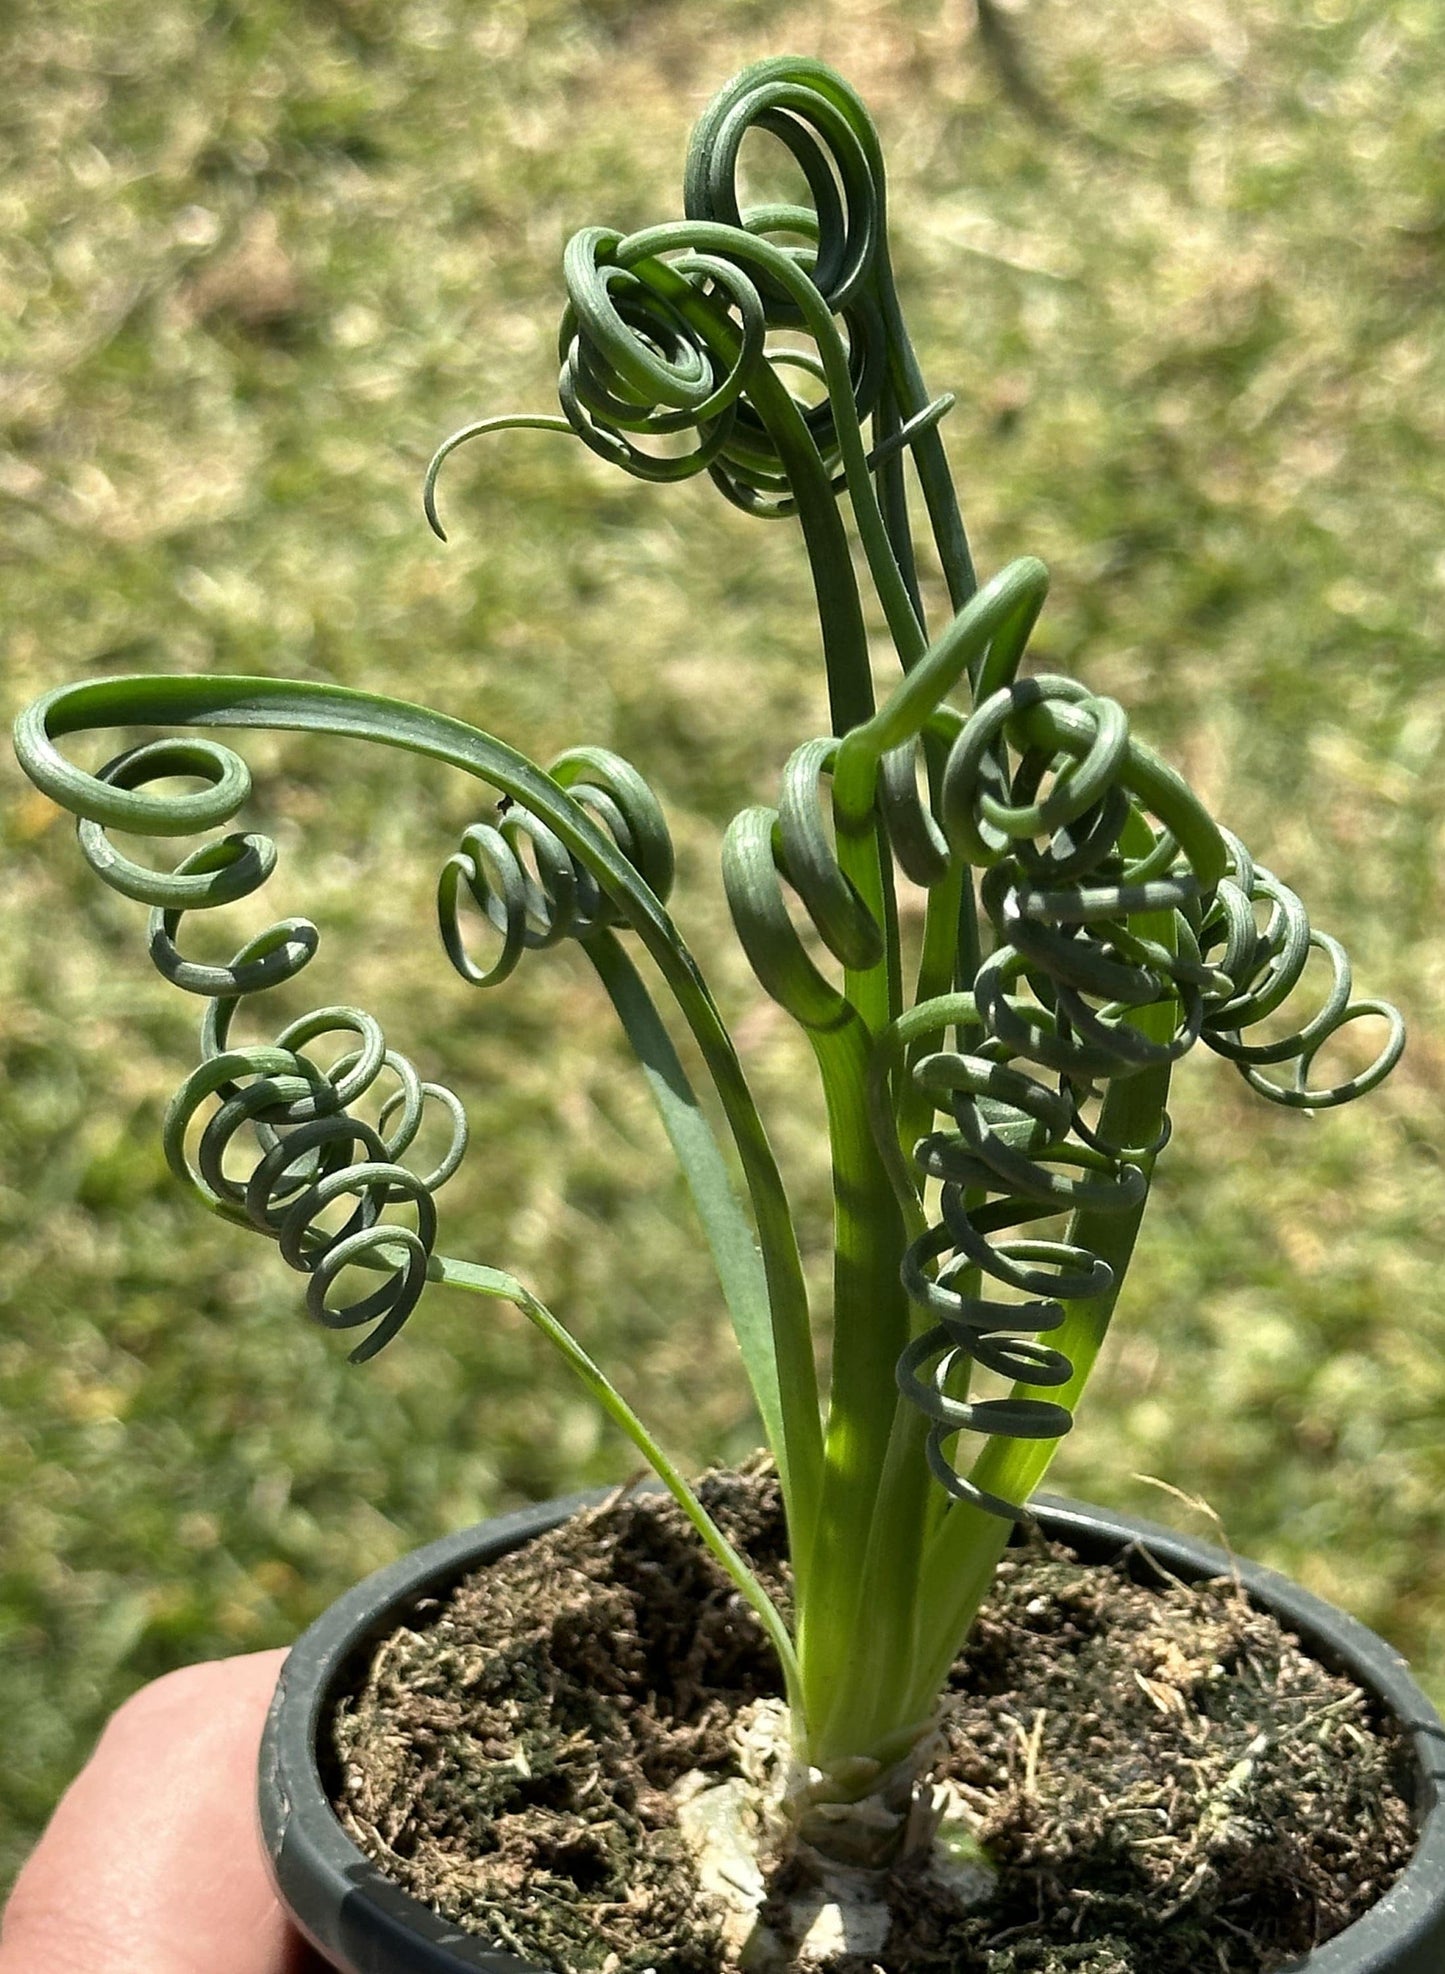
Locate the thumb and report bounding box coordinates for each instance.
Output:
[0,1649,323,1974]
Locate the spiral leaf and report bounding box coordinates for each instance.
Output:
[892,659,1403,1513]
[44,723,472,1363]
[1199,830,1406,1108]
[438,745,675,990]
[163,1022,465,1363]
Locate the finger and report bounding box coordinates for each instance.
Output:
[0,1648,325,1974]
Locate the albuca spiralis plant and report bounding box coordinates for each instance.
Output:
[14,57,1404,1872]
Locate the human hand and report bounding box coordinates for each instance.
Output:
[0,1649,327,1973]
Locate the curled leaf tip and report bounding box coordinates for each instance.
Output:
[422,432,461,541]
[422,413,579,544]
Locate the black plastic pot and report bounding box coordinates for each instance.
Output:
[258,1492,1445,1974]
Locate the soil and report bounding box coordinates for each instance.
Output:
[330,1465,1416,1973]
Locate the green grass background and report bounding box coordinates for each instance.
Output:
[2,0,1442,1891]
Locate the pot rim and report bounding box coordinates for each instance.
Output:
[258,1489,1445,1974]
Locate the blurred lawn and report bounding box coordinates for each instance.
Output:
[2,0,1442,1892]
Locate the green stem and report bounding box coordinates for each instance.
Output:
[641,247,878,738]
[806,994,975,1767]
[581,928,817,1580]
[660,259,904,1048]
[434,1252,801,1705]
[794,1016,913,1749]
[874,271,978,617]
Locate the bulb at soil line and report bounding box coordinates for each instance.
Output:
[669,1698,996,1969]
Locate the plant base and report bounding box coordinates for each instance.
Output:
[671,1696,996,1967]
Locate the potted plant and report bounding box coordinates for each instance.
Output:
[12,53,1441,1974]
